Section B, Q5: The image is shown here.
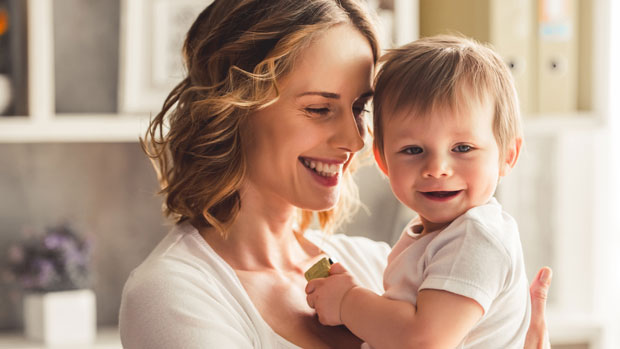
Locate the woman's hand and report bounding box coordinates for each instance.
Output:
[524,267,553,349]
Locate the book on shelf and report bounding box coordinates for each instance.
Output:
[0,0,27,117]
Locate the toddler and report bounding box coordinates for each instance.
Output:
[305,35,530,348]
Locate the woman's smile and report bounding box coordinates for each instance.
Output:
[299,157,344,187]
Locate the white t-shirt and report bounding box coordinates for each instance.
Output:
[383,198,531,348]
[119,222,390,349]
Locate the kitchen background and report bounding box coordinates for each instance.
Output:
[0,0,619,348]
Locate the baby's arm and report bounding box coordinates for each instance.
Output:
[306,263,483,349]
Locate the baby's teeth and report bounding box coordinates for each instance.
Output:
[316,162,324,172]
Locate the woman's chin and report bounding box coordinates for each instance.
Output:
[296,195,340,212]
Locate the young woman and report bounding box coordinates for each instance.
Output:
[119,1,552,347]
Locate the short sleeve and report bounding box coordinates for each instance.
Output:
[119,266,255,349]
[419,220,512,313]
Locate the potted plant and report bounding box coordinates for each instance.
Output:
[6,224,96,345]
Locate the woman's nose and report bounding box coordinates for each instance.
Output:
[330,112,365,153]
[422,153,453,178]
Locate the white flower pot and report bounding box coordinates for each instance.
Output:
[23,289,96,345]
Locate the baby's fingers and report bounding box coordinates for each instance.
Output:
[328,262,347,275]
[306,292,316,309]
[305,278,322,294]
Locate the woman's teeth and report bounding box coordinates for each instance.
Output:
[302,158,340,177]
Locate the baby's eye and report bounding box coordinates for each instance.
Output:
[403,146,423,155]
[453,144,472,153]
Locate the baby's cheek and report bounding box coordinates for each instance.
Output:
[392,185,415,210]
[388,173,413,204]
[475,177,498,205]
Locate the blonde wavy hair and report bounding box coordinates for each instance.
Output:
[142,0,379,236]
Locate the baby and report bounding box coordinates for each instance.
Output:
[305,35,530,348]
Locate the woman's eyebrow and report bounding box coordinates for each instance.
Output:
[296,91,340,99]
[358,91,374,99]
[296,91,374,99]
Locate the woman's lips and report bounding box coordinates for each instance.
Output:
[299,157,341,187]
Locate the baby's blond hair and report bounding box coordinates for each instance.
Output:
[373,35,522,163]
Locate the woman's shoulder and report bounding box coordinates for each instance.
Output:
[126,223,218,281]
[124,221,244,295]
[119,223,258,348]
[121,224,221,306]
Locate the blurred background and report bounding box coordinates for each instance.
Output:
[0,0,618,348]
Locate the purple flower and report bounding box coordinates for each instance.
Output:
[44,233,64,249]
[6,224,92,292]
[34,259,56,288]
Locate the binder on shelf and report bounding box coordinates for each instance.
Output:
[419,0,536,114]
[537,0,578,113]
[0,0,28,116]
[0,1,12,115]
[489,0,535,115]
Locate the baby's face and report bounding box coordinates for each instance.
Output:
[381,98,511,232]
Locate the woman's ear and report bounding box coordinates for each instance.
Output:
[373,145,388,175]
[500,137,522,177]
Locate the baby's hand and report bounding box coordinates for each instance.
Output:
[305,263,358,326]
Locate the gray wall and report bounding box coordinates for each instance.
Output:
[0,144,167,329]
[340,162,407,244]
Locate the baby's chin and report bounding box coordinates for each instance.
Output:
[421,210,471,231]
[419,217,454,233]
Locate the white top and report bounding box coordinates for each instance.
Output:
[119,222,390,349]
[383,198,531,348]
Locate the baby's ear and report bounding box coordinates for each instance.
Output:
[500,138,522,177]
[373,145,388,175]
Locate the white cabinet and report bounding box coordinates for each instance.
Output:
[0,0,182,142]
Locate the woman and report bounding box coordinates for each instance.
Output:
[119,0,551,347]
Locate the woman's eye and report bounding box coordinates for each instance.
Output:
[352,105,369,117]
[354,114,367,137]
[403,146,423,155]
[305,107,330,116]
[453,144,472,153]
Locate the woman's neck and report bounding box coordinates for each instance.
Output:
[199,184,320,273]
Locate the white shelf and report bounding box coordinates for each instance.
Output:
[0,0,154,143]
[0,115,150,143]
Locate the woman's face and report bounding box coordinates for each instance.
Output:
[243,23,374,212]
